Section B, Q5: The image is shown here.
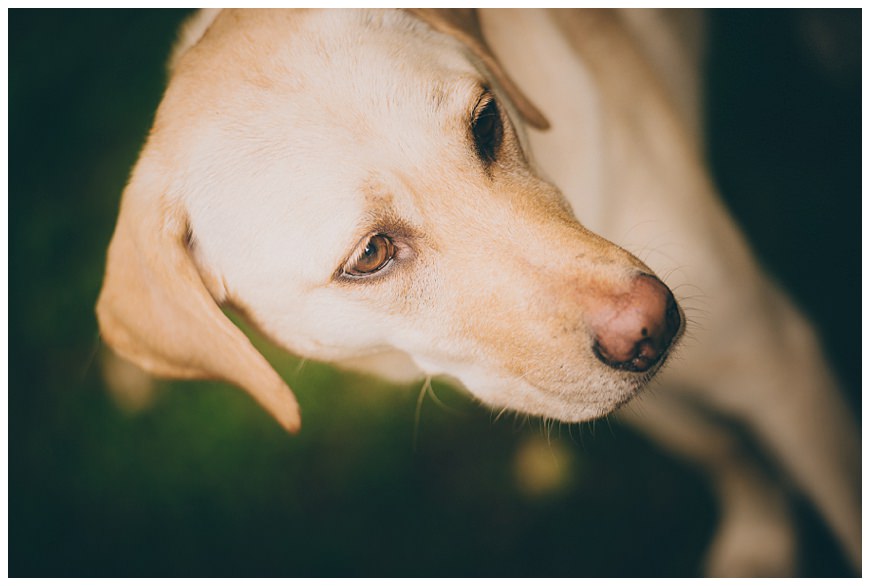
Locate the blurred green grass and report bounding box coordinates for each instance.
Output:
[8,9,859,577]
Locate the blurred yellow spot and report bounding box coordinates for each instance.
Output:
[513,434,575,498]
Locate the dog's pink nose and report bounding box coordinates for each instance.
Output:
[590,274,681,372]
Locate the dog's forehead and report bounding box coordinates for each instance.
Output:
[165,9,485,288]
[162,8,484,191]
[166,10,478,128]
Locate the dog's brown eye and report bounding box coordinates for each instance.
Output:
[345,234,396,276]
[472,95,503,166]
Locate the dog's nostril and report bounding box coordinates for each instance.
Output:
[590,274,681,373]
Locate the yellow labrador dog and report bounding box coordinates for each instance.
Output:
[96,9,859,576]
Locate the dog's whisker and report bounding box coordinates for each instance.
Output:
[293,357,309,377]
[617,219,658,244]
[675,301,710,315]
[424,378,467,416]
[671,283,709,298]
[412,375,432,451]
[604,413,616,438]
[627,236,692,270]
[492,405,510,423]
[81,331,103,382]
[567,421,583,449]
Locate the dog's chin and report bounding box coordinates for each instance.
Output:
[451,364,656,425]
[535,378,646,424]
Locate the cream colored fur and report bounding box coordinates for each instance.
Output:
[97,9,860,576]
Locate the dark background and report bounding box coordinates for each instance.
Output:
[8,9,861,577]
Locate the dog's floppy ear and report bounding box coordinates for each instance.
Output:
[96,157,301,433]
[408,8,550,131]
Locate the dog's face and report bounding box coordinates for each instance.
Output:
[97,9,682,431]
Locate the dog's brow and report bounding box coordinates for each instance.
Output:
[353,187,420,245]
[428,77,485,118]
[358,210,419,241]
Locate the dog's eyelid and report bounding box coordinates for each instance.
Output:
[470,88,495,123]
[343,235,371,270]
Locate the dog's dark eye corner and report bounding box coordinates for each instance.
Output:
[471,93,503,166]
[343,233,396,277]
[184,224,196,250]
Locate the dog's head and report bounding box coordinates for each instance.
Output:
[97,9,683,432]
